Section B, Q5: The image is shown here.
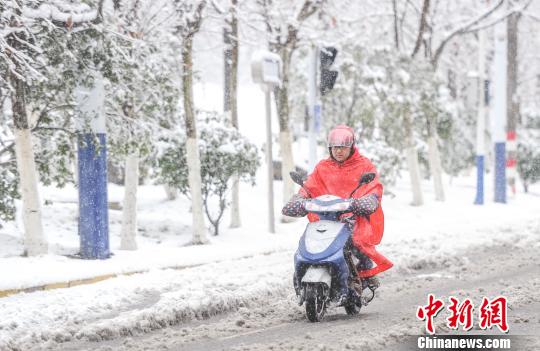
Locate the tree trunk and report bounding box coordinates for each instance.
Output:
[279,131,295,207]
[404,108,423,206]
[120,152,138,250]
[182,37,208,245]
[14,128,47,255]
[164,185,178,200]
[427,136,445,201]
[224,0,241,228]
[7,17,47,255]
[427,120,445,201]
[392,0,400,50]
[9,63,47,256]
[275,48,295,211]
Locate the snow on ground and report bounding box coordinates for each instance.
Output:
[0,169,539,350]
[0,81,539,349]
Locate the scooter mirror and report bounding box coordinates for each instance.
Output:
[359,172,376,185]
[289,171,305,186]
[349,172,377,198]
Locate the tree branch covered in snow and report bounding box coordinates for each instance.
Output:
[22,1,97,24]
[431,0,504,67]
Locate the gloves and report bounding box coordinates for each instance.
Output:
[282,194,308,217]
[350,194,379,216]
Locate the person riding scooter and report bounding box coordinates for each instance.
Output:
[282,125,393,300]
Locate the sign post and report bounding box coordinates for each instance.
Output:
[251,51,282,233]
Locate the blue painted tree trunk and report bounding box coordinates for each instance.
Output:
[78,133,110,259]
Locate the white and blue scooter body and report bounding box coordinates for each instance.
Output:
[294,195,354,303]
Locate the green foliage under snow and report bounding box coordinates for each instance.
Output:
[157,111,260,235]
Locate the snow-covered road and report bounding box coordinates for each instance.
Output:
[4,218,537,351]
[58,239,540,351]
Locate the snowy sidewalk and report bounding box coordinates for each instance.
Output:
[0,224,301,294]
[1,177,539,296]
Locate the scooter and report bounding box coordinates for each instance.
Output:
[290,171,377,322]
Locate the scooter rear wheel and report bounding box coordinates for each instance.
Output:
[343,301,359,315]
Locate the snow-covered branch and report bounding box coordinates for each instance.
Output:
[464,0,533,34]
[23,1,97,24]
[431,0,504,68]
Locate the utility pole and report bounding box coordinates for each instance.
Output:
[76,71,110,259]
[475,27,487,205]
[264,85,275,233]
[492,19,507,203]
[308,47,318,172]
[506,12,520,198]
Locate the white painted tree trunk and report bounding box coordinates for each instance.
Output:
[164,185,178,200]
[406,146,424,206]
[229,176,241,228]
[427,136,445,201]
[279,131,295,222]
[14,129,47,256]
[186,138,208,244]
[120,152,139,250]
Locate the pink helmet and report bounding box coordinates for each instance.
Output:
[327,125,355,147]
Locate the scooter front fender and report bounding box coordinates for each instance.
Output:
[301,266,332,287]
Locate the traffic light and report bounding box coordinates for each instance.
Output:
[319,46,338,96]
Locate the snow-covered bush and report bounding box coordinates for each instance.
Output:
[517,110,540,192]
[157,111,260,235]
[357,138,402,189]
[0,167,19,223]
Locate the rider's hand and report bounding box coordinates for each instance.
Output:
[282,194,309,217]
[350,194,379,216]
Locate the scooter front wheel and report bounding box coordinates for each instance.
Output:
[305,284,327,322]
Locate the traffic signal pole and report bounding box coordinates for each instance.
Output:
[308,46,318,172]
[308,46,338,172]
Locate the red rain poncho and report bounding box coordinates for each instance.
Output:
[299,146,393,277]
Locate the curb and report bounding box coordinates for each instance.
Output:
[0,273,133,298]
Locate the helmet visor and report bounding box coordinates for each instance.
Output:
[327,128,354,147]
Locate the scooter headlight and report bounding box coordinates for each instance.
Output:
[305,200,350,212]
[305,202,323,212]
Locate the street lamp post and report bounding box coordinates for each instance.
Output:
[251,51,282,233]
